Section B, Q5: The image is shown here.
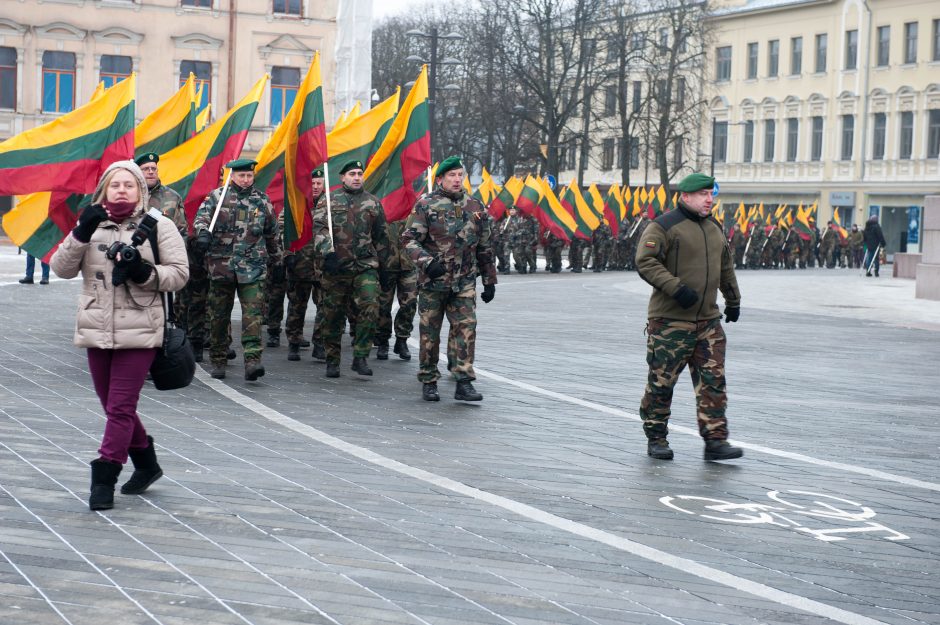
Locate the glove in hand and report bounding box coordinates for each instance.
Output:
[724,306,740,323]
[323,252,341,275]
[481,284,495,303]
[72,204,108,243]
[672,284,699,309]
[426,260,445,279]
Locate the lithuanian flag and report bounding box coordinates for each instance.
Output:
[0,74,135,196]
[488,175,522,220]
[537,179,576,242]
[794,202,813,240]
[363,66,430,221]
[327,91,399,191]
[832,207,848,240]
[604,184,626,237]
[586,184,606,223]
[135,73,198,157]
[160,75,268,226]
[472,167,497,205]
[561,180,596,240]
[515,175,543,217]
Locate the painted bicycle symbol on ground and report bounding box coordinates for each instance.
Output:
[659,490,909,542]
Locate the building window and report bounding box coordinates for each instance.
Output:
[845,30,858,70]
[673,139,683,170]
[811,116,823,161]
[904,22,918,64]
[712,120,728,163]
[877,26,890,66]
[746,42,758,79]
[715,46,731,81]
[786,118,798,161]
[100,55,132,88]
[764,119,775,162]
[631,33,644,52]
[629,137,640,168]
[42,51,75,113]
[604,85,617,117]
[632,81,641,113]
[0,47,15,110]
[181,0,212,6]
[927,109,940,158]
[872,113,886,160]
[899,111,914,159]
[270,66,301,125]
[602,138,615,170]
[790,37,802,75]
[180,60,211,112]
[273,0,302,14]
[767,40,779,77]
[676,77,686,110]
[933,19,940,61]
[743,120,754,162]
[567,138,577,170]
[659,28,669,49]
[815,33,827,72]
[841,114,854,160]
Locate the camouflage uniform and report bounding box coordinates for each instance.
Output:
[542,230,566,273]
[592,222,612,271]
[624,216,646,271]
[609,217,632,270]
[729,227,746,269]
[848,227,864,268]
[285,193,324,348]
[313,186,390,365]
[745,226,765,269]
[820,226,839,268]
[193,181,282,368]
[376,219,418,345]
[568,236,585,272]
[401,187,498,383]
[148,182,188,321]
[635,202,741,444]
[492,215,512,274]
[509,213,538,273]
[781,228,799,269]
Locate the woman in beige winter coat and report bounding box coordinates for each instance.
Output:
[51,160,188,510]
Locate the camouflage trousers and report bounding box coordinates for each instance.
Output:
[512,245,536,273]
[568,239,584,270]
[417,284,477,383]
[592,242,610,269]
[495,240,510,273]
[544,246,563,273]
[264,273,288,332]
[285,279,322,345]
[207,278,265,366]
[180,260,209,346]
[640,317,729,441]
[320,270,379,364]
[375,269,418,343]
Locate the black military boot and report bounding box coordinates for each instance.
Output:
[325,362,340,378]
[351,356,373,376]
[647,438,674,460]
[300,339,311,348]
[704,440,743,461]
[121,436,163,495]
[393,337,411,360]
[210,363,226,379]
[266,329,280,348]
[89,459,122,511]
[454,380,482,401]
[287,343,301,361]
[191,339,204,363]
[226,347,237,360]
[312,342,326,361]
[422,382,440,402]
[375,342,389,360]
[245,360,266,381]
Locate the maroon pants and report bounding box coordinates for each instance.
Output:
[87,348,157,464]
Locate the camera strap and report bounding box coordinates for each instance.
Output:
[147,226,175,326]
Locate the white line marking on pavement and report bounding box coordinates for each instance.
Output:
[470,367,940,493]
[195,368,890,625]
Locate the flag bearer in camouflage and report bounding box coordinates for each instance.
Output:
[508,208,538,273]
[264,254,288,347]
[635,172,743,462]
[592,219,612,271]
[374,217,417,361]
[284,168,326,361]
[192,159,282,381]
[568,235,585,272]
[542,230,566,273]
[312,160,391,378]
[401,156,498,402]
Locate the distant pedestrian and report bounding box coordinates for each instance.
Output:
[863,215,887,277]
[635,172,743,462]
[19,253,50,285]
[50,160,189,510]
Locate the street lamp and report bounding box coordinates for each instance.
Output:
[406,27,464,161]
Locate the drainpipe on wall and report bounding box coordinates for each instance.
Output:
[228,0,237,110]
[859,0,872,186]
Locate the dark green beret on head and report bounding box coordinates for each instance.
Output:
[677,173,715,193]
[134,152,159,166]
[436,156,464,178]
[339,159,364,175]
[226,158,257,172]
[311,167,324,179]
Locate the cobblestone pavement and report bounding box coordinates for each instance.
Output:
[0,242,938,625]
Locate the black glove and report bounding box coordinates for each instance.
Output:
[193,230,211,256]
[672,284,699,309]
[72,204,108,243]
[481,284,495,303]
[323,252,341,275]
[284,254,297,273]
[271,263,286,283]
[724,306,740,323]
[379,270,394,291]
[426,260,445,279]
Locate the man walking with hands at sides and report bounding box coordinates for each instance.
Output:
[635,173,743,462]
[401,156,498,402]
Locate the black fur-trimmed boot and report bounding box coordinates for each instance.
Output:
[89,459,122,510]
[121,436,163,495]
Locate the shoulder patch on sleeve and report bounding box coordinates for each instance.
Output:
[644,241,657,248]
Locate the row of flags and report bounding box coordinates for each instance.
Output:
[1,56,433,260]
[728,201,819,241]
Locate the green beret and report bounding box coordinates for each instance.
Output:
[436,156,464,178]
[339,159,364,175]
[134,152,159,166]
[311,167,324,179]
[677,173,715,193]
[226,158,257,172]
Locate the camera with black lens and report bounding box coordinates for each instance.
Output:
[107,208,162,285]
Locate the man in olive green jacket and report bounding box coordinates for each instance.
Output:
[635,173,743,462]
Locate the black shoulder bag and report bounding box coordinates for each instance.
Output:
[147,223,196,390]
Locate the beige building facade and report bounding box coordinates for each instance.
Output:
[0,0,339,214]
[706,0,940,255]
